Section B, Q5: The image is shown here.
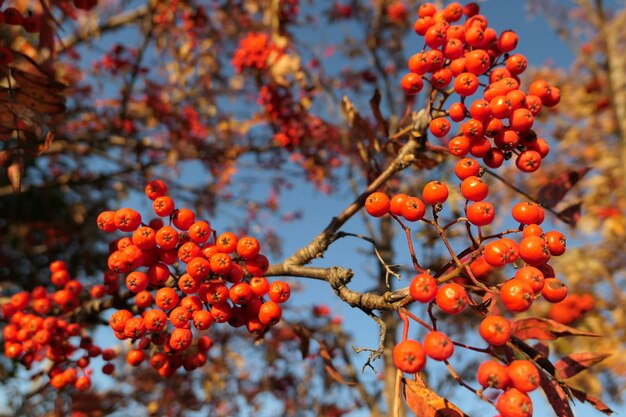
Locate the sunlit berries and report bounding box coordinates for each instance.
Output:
[94,180,291,376]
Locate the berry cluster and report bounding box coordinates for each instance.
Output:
[366,166,571,416]
[231,32,278,74]
[96,180,290,376]
[547,293,594,325]
[401,1,560,173]
[1,261,110,391]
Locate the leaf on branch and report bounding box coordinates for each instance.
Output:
[554,352,611,379]
[537,167,590,208]
[512,318,601,340]
[342,96,380,155]
[570,387,614,415]
[369,89,388,137]
[403,376,471,417]
[539,370,574,417]
[318,340,356,386]
[558,202,583,226]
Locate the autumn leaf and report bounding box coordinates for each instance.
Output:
[557,202,583,226]
[555,352,611,379]
[539,371,574,417]
[511,318,601,340]
[570,387,614,415]
[403,376,470,417]
[537,167,590,208]
[318,340,356,386]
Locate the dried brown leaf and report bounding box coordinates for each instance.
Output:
[512,317,600,340]
[403,376,470,417]
[538,167,590,208]
[555,352,611,379]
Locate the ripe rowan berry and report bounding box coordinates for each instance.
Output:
[127,349,146,366]
[236,236,261,260]
[125,271,149,293]
[153,196,175,217]
[172,208,195,231]
[479,315,511,346]
[544,230,566,256]
[448,102,467,122]
[500,279,534,313]
[422,181,449,205]
[466,201,495,226]
[109,309,133,332]
[246,254,270,276]
[518,235,550,266]
[155,287,179,311]
[268,281,291,303]
[507,360,540,393]
[512,202,543,225]
[258,300,282,325]
[112,208,141,232]
[429,117,451,137]
[135,291,153,309]
[145,180,168,200]
[436,283,469,315]
[454,158,481,180]
[541,278,568,303]
[477,359,510,389]
[148,262,171,285]
[448,136,471,157]
[515,150,542,173]
[365,192,390,217]
[496,388,533,417]
[423,331,454,361]
[393,339,426,373]
[170,328,193,351]
[97,211,117,233]
[123,317,147,339]
[401,73,424,95]
[409,273,438,303]
[401,196,426,222]
[514,266,545,293]
[454,72,480,96]
[210,252,233,275]
[460,176,488,201]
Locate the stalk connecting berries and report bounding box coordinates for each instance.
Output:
[95,180,290,376]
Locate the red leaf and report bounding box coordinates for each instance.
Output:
[512,318,601,340]
[539,371,574,417]
[555,352,611,378]
[538,167,590,208]
[403,377,470,417]
[558,202,583,226]
[570,387,614,415]
[324,364,356,386]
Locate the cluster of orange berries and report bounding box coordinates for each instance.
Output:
[231,32,278,73]
[548,293,594,325]
[1,261,110,391]
[96,180,290,376]
[401,1,560,174]
[367,149,573,416]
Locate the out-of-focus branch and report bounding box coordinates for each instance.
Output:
[58,6,150,53]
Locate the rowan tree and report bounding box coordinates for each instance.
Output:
[0,1,623,417]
